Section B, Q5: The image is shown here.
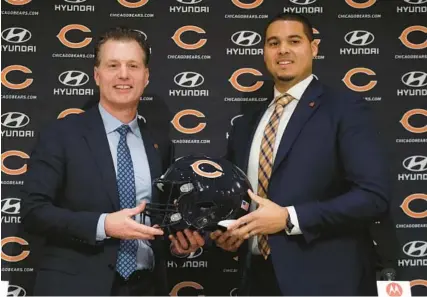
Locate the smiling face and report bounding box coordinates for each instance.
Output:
[94,39,149,111]
[264,20,318,90]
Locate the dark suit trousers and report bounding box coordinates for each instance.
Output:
[249,255,283,296]
[111,270,155,296]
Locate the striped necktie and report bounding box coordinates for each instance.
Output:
[257,93,294,259]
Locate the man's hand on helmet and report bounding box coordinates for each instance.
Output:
[169,229,205,255]
[210,230,244,252]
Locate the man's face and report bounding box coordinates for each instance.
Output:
[264,20,318,85]
[94,39,149,109]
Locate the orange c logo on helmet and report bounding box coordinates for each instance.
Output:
[172,26,207,50]
[400,193,427,219]
[399,25,427,50]
[399,109,427,134]
[231,0,263,9]
[57,24,92,49]
[57,108,84,119]
[5,0,31,5]
[312,28,321,45]
[170,281,204,296]
[345,0,376,9]
[410,279,427,288]
[229,68,264,92]
[1,237,30,262]
[171,109,206,134]
[191,160,224,179]
[1,65,33,90]
[1,150,29,176]
[117,0,149,8]
[342,67,377,92]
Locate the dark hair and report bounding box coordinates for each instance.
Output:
[94,26,150,67]
[264,13,314,42]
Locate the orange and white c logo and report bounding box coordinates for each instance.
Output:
[191,160,224,179]
[1,150,29,175]
[229,68,264,92]
[170,281,204,296]
[1,237,30,262]
[345,0,376,9]
[117,0,149,8]
[342,67,377,92]
[400,193,427,219]
[5,0,31,5]
[57,108,84,119]
[231,0,263,9]
[1,65,33,90]
[171,109,206,134]
[57,24,92,49]
[172,26,207,50]
[399,109,427,134]
[399,25,427,50]
[312,28,321,45]
[410,279,427,288]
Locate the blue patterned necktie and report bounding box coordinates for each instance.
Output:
[115,125,137,279]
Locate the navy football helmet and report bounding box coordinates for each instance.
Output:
[143,155,252,233]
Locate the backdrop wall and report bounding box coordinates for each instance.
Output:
[1,0,426,296]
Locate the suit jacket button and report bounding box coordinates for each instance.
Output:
[108,264,115,270]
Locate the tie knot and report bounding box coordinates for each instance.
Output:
[116,125,131,137]
[274,94,294,106]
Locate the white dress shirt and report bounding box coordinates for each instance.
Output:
[247,74,314,254]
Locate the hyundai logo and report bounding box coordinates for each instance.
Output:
[1,27,31,44]
[1,112,30,129]
[64,0,87,3]
[344,30,375,46]
[231,31,261,47]
[403,156,427,172]
[403,241,427,257]
[7,285,26,297]
[401,71,427,88]
[289,0,317,5]
[1,198,21,215]
[174,71,204,88]
[58,70,89,87]
[176,0,203,4]
[404,0,427,4]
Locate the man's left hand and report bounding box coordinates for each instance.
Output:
[169,229,205,255]
[228,189,288,239]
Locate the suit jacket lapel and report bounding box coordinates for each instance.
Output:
[137,120,162,204]
[272,79,324,174]
[81,107,120,210]
[241,84,274,173]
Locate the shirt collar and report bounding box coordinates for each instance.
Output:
[98,103,140,137]
[270,74,314,107]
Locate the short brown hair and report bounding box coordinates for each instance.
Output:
[94,26,150,67]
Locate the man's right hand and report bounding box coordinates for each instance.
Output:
[105,201,163,240]
[210,230,244,252]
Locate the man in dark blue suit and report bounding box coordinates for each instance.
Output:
[21,27,204,296]
[211,13,390,295]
